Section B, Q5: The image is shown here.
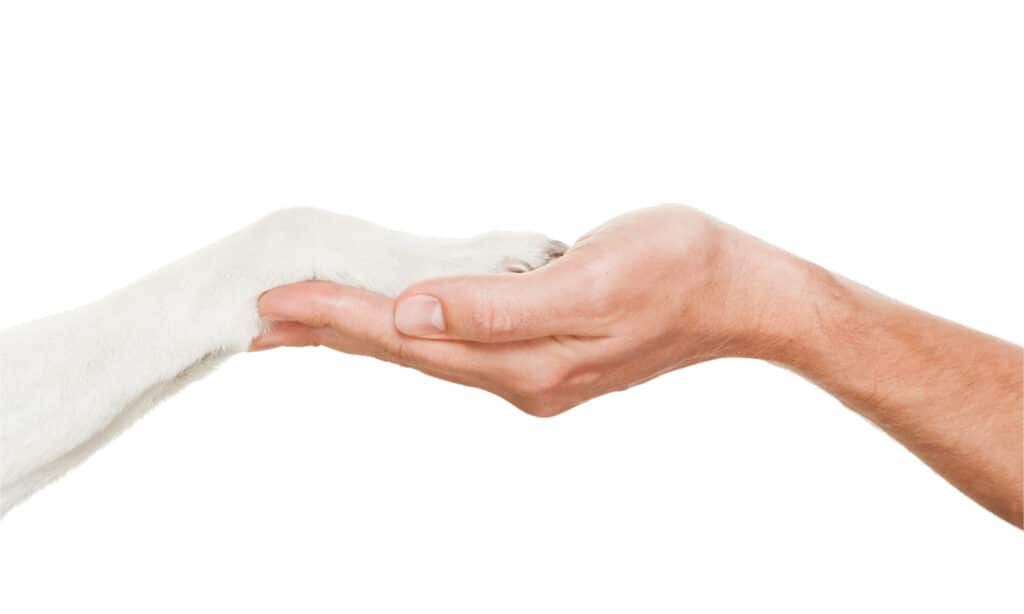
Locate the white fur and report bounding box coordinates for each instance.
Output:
[0,208,562,514]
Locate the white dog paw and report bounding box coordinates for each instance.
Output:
[254,208,568,294]
[459,231,568,275]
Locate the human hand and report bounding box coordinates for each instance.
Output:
[252,205,812,416]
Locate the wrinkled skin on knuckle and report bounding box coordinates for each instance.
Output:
[470,300,516,342]
[518,359,572,397]
[564,364,603,391]
[503,359,585,417]
[304,329,326,348]
[381,335,419,368]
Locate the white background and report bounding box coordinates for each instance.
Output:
[1,1,1021,612]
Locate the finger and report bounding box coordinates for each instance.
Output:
[251,316,515,398]
[393,256,594,343]
[250,321,323,351]
[258,280,389,331]
[256,281,520,377]
[256,281,593,413]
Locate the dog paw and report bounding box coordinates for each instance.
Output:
[462,231,569,275]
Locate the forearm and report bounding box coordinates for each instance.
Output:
[0,211,320,512]
[761,258,1023,526]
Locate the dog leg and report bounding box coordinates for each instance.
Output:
[0,208,564,513]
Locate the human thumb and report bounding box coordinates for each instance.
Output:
[393,263,584,343]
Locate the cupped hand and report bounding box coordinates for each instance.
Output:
[252,205,809,416]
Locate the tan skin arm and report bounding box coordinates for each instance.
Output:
[780,267,1023,525]
[252,205,1023,526]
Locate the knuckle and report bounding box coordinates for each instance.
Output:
[518,365,568,398]
[515,397,571,418]
[470,301,513,341]
[509,362,598,417]
[383,336,418,367]
[304,330,325,348]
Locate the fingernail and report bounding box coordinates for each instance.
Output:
[395,294,445,336]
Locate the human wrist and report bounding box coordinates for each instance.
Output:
[745,250,866,379]
[716,234,849,368]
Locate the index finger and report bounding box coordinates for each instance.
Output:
[256,281,519,378]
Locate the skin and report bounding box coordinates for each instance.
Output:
[253,205,1024,527]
